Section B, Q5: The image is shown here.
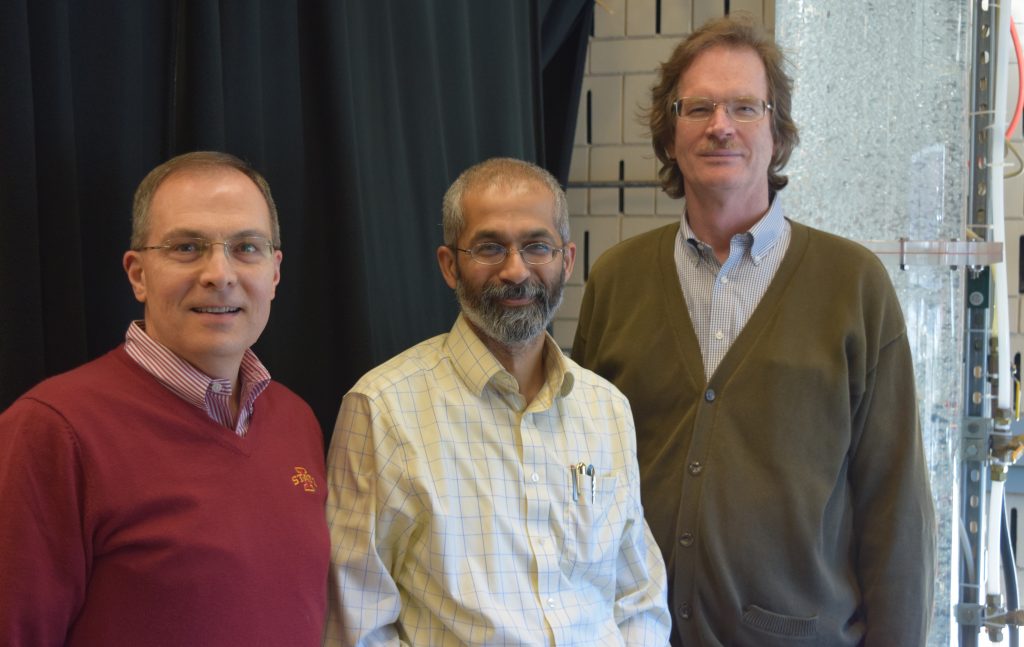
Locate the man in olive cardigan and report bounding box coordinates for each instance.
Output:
[572,16,935,647]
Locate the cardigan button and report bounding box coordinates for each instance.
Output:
[678,532,694,547]
[704,388,716,402]
[688,461,703,475]
[678,602,692,619]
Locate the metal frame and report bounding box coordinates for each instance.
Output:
[957,0,1005,644]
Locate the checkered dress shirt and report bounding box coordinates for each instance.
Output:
[674,197,791,379]
[324,315,670,646]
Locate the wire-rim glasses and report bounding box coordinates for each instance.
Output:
[136,235,277,264]
[672,96,773,123]
[454,242,565,266]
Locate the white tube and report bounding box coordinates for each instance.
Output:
[988,478,1006,598]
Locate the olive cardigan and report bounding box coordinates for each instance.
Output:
[572,220,936,647]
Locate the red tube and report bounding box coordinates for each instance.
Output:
[1006,20,1024,140]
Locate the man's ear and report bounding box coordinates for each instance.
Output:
[269,249,283,299]
[123,251,147,303]
[561,241,577,283]
[437,245,458,289]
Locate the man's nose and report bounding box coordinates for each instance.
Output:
[198,243,239,287]
[706,104,736,135]
[497,248,532,283]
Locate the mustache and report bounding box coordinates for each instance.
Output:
[701,141,737,153]
[480,280,547,302]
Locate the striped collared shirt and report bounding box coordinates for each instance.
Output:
[123,321,271,436]
[674,197,791,379]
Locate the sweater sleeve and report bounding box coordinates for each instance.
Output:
[0,398,90,646]
[849,317,937,644]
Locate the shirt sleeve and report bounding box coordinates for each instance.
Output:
[612,407,672,646]
[615,514,672,645]
[323,392,413,647]
[0,399,89,646]
[849,326,937,644]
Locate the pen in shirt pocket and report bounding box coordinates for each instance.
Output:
[569,462,597,503]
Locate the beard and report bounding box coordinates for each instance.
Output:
[455,268,566,348]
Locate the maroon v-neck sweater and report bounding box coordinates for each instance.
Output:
[0,347,329,646]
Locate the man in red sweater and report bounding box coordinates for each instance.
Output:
[0,152,329,646]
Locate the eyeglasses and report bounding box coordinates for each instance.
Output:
[136,235,277,264]
[672,96,773,123]
[454,242,565,266]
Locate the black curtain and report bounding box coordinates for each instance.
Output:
[0,0,593,442]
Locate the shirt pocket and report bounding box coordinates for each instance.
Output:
[560,471,625,579]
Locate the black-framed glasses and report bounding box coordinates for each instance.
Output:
[671,96,773,123]
[454,242,565,266]
[136,235,277,264]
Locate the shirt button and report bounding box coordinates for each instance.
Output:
[688,461,703,475]
[211,383,223,393]
[721,276,729,284]
[714,330,724,340]
[538,538,546,547]
[678,602,692,619]
[704,389,716,402]
[531,472,539,483]
[547,597,556,609]
[678,532,694,547]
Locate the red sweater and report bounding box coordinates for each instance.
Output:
[0,347,329,646]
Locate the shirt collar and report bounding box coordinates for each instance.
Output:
[747,195,786,262]
[679,194,786,265]
[444,314,574,404]
[123,320,271,411]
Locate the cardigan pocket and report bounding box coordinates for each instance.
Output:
[729,604,819,645]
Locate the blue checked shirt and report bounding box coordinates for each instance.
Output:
[324,315,670,646]
[674,197,791,379]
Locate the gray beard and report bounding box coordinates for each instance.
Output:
[456,271,565,348]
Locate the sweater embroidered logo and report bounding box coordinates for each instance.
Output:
[291,466,318,493]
